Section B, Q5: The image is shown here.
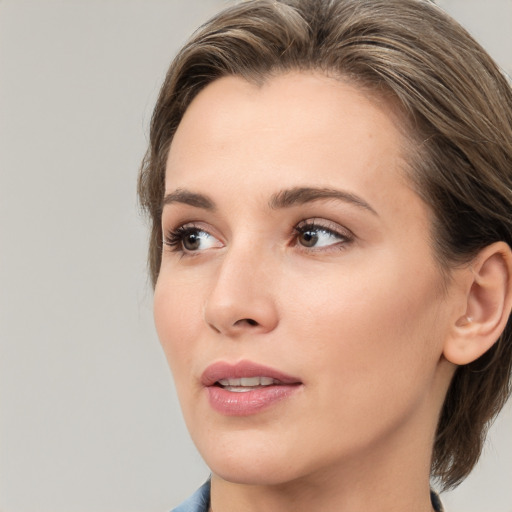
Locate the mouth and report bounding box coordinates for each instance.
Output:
[216,376,281,392]
[201,361,302,416]
[201,360,301,387]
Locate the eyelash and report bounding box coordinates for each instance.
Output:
[163,220,354,254]
[164,224,205,250]
[292,220,354,251]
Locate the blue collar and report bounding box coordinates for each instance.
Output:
[172,480,445,512]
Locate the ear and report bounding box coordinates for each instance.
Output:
[443,241,512,365]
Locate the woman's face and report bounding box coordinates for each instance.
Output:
[154,72,456,485]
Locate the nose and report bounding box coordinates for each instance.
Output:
[203,244,279,337]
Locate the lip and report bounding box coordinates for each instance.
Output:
[201,360,302,416]
[201,360,301,386]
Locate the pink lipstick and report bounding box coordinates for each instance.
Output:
[201,361,302,416]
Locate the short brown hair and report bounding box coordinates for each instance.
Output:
[138,0,512,489]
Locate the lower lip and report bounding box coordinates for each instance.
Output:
[206,384,301,416]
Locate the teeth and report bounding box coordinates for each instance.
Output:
[218,376,276,388]
[219,378,240,386]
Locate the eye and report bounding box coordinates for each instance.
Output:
[294,220,353,249]
[164,225,222,253]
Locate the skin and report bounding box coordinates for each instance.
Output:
[154,72,464,512]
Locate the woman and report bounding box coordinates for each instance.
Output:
[138,0,512,510]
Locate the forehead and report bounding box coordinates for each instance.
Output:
[165,72,414,211]
[168,72,407,164]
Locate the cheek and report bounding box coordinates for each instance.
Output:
[287,255,446,405]
[153,275,203,382]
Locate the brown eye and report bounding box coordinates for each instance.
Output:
[298,230,319,248]
[294,222,352,249]
[183,232,202,251]
[164,226,223,253]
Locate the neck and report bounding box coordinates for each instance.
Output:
[211,467,435,512]
[210,412,438,512]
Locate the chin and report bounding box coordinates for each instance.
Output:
[209,460,304,487]
[195,432,309,487]
[212,466,287,486]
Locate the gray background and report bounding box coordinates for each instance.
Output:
[0,1,510,511]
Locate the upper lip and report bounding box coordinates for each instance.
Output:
[201,360,302,387]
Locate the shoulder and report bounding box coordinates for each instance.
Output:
[171,480,211,512]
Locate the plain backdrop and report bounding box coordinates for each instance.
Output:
[0,1,511,511]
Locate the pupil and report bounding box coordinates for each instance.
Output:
[183,233,200,250]
[301,231,318,247]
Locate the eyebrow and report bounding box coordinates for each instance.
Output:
[162,186,377,215]
[269,187,378,215]
[162,189,216,211]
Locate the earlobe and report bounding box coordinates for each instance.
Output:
[443,242,512,366]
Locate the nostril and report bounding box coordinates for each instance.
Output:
[234,318,258,327]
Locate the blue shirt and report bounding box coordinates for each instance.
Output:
[171,480,445,511]
[172,481,210,512]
